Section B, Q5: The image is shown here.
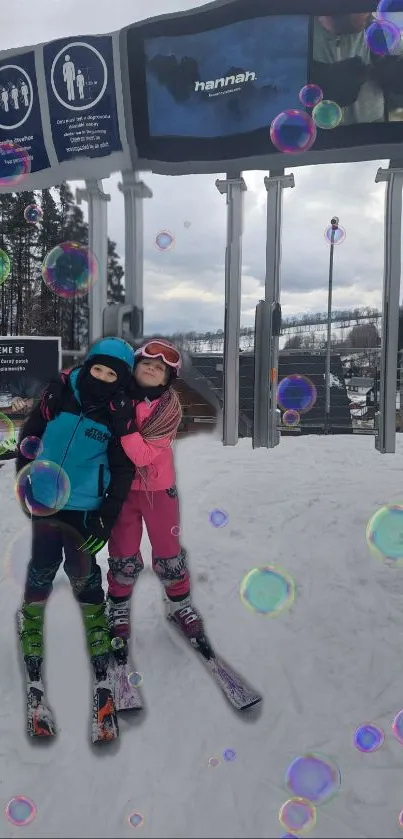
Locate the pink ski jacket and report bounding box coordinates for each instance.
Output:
[121,398,176,492]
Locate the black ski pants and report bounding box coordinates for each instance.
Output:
[24,511,104,606]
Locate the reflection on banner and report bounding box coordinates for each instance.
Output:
[43,36,122,163]
[0,51,50,175]
[311,13,403,126]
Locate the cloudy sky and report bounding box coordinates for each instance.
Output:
[0,0,392,336]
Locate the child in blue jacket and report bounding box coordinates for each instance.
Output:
[16,337,136,687]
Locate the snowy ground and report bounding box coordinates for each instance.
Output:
[2,432,403,838]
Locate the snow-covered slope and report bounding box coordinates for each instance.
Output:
[2,433,403,838]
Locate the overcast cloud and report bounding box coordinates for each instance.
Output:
[0,0,392,335]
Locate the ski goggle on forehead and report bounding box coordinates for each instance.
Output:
[135,340,182,371]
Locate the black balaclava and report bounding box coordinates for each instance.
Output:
[78,353,130,409]
[128,360,176,403]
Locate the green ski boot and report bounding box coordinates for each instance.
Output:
[80,603,119,744]
[17,602,45,660]
[16,602,57,737]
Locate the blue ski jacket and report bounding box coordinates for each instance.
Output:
[16,367,135,516]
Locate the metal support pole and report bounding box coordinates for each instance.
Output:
[118,171,153,340]
[216,174,247,446]
[76,180,110,345]
[375,160,403,453]
[399,349,403,431]
[264,168,295,448]
[325,218,338,435]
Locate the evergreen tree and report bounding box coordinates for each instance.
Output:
[0,183,127,350]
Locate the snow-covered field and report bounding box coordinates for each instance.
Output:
[2,432,403,838]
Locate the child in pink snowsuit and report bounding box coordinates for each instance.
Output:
[105,340,204,658]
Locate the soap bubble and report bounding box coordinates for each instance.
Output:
[279,798,316,835]
[19,436,44,460]
[0,412,15,454]
[282,409,300,427]
[366,18,401,54]
[285,753,341,805]
[15,460,71,517]
[111,637,125,651]
[270,110,317,153]
[42,242,98,299]
[170,525,180,536]
[277,375,317,414]
[240,565,295,617]
[24,204,43,224]
[208,757,220,767]
[128,671,143,688]
[0,248,11,286]
[353,723,385,752]
[324,225,346,245]
[155,230,174,251]
[398,809,403,829]
[366,505,403,564]
[312,100,342,129]
[128,811,144,828]
[223,749,236,762]
[377,0,403,31]
[299,84,323,109]
[209,508,228,528]
[184,220,191,228]
[5,796,37,826]
[0,141,31,188]
[392,709,403,744]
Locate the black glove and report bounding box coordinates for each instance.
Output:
[77,511,115,556]
[311,58,369,108]
[109,390,136,437]
[40,374,68,422]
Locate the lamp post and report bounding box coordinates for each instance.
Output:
[324,216,339,435]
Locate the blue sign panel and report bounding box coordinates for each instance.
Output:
[0,50,50,174]
[43,35,122,163]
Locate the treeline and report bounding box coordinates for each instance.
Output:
[0,184,125,349]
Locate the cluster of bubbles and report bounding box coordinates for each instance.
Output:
[366,503,403,564]
[4,797,147,831]
[209,508,228,528]
[270,1,403,156]
[5,796,37,826]
[42,242,99,299]
[279,753,341,835]
[24,204,43,225]
[240,565,295,617]
[353,712,403,825]
[365,0,403,56]
[155,230,175,252]
[0,412,15,455]
[208,749,237,767]
[15,460,71,517]
[270,83,342,155]
[277,374,317,424]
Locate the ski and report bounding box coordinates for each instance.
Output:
[91,655,119,744]
[112,660,144,712]
[167,618,262,712]
[110,642,143,712]
[26,680,57,738]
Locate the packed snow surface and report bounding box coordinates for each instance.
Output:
[1,432,403,838]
